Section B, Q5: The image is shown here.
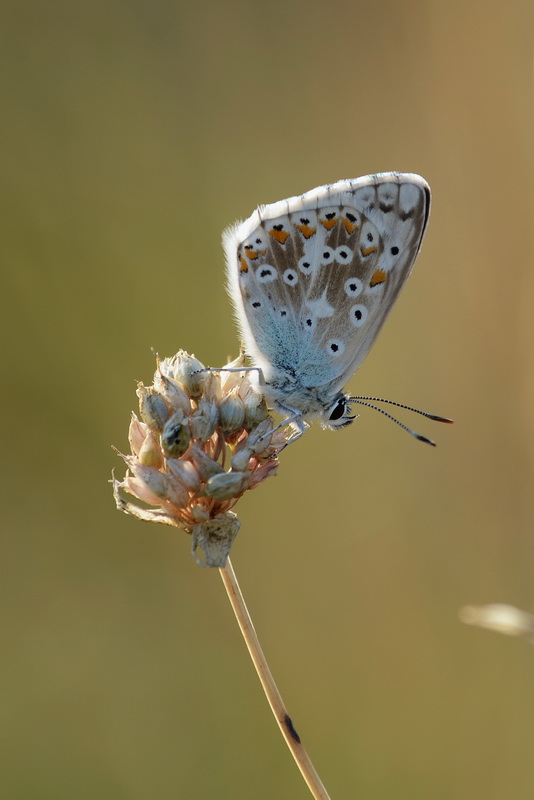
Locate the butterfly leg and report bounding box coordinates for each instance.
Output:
[193,366,262,376]
[258,407,308,451]
[193,367,306,449]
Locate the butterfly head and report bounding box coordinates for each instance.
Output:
[322,393,356,430]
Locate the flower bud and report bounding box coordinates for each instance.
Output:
[128,413,148,455]
[220,352,246,393]
[129,460,168,498]
[236,372,254,399]
[189,443,224,481]
[166,458,201,492]
[154,370,191,415]
[246,419,285,458]
[137,383,171,431]
[201,371,222,404]
[219,390,245,433]
[170,350,206,397]
[267,428,289,455]
[230,446,253,472]
[163,475,189,509]
[244,418,272,453]
[138,431,164,468]
[249,458,279,488]
[204,470,251,500]
[113,350,287,565]
[189,396,219,441]
[123,476,164,507]
[161,411,191,458]
[243,390,269,428]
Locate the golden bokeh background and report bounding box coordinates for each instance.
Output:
[4,1,534,797]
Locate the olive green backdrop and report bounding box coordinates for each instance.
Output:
[3,1,534,798]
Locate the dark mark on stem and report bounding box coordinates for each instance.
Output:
[284,713,301,744]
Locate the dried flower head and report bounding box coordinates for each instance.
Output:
[459,604,534,641]
[112,351,287,567]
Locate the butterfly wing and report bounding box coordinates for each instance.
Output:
[223,172,430,398]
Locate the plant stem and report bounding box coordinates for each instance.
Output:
[219,557,332,800]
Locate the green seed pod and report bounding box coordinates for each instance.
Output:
[161,411,191,458]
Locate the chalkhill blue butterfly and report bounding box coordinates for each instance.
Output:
[222,172,451,445]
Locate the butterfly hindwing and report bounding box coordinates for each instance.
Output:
[224,173,430,399]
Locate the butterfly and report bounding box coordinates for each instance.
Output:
[223,172,450,444]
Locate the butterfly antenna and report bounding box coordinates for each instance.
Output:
[349,396,453,424]
[348,399,444,446]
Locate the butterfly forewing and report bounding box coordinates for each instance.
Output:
[224,173,430,402]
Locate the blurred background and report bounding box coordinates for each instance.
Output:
[3,0,534,797]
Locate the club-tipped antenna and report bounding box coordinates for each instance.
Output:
[348,397,453,446]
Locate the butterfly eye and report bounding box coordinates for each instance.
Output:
[325,396,355,429]
[329,397,347,421]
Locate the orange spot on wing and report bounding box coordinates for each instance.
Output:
[321,217,338,231]
[295,224,316,239]
[370,268,387,287]
[342,218,358,234]
[268,228,290,244]
[361,244,378,257]
[239,257,249,273]
[246,249,259,260]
